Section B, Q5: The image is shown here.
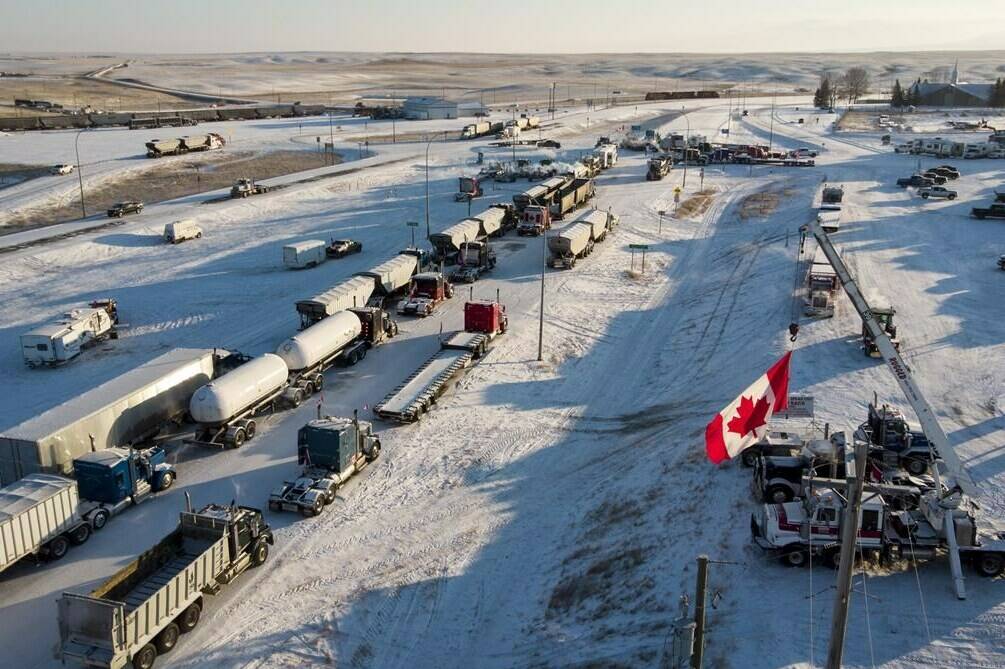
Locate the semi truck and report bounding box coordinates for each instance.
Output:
[455,176,483,201]
[595,143,618,169]
[145,133,224,158]
[461,121,491,139]
[518,204,551,236]
[0,447,176,574]
[375,300,507,422]
[398,272,454,317]
[20,300,119,367]
[1,348,226,485]
[268,414,381,516]
[57,500,273,669]
[231,178,270,198]
[450,241,496,283]
[646,156,672,181]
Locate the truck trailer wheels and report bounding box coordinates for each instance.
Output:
[976,553,1005,578]
[132,643,157,669]
[178,602,202,633]
[155,623,180,653]
[47,535,70,560]
[69,523,92,546]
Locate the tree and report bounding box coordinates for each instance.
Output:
[843,67,870,104]
[814,75,833,109]
[992,78,1005,108]
[891,79,905,108]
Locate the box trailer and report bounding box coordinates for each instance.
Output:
[58,502,273,669]
[0,348,221,485]
[296,275,376,329]
[283,240,327,269]
[0,474,89,574]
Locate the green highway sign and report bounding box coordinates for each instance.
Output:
[629,244,650,250]
[406,221,419,227]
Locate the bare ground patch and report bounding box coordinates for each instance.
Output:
[1,149,335,233]
[673,188,716,219]
[0,163,50,190]
[738,187,795,221]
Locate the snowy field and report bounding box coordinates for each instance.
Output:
[0,93,1003,669]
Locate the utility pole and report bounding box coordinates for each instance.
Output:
[537,228,546,361]
[825,438,869,669]
[690,555,710,669]
[425,139,433,241]
[74,128,87,218]
[769,90,776,153]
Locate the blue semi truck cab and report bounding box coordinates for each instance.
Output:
[72,446,176,529]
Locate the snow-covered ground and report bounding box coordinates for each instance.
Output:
[0,95,1003,669]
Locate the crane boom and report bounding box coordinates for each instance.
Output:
[803,216,976,599]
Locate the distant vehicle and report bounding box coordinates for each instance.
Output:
[397,272,453,317]
[163,219,202,244]
[49,164,74,175]
[742,110,749,116]
[231,178,270,198]
[988,149,1005,159]
[792,147,817,158]
[283,240,327,269]
[537,139,561,148]
[326,238,362,258]
[21,299,119,367]
[929,166,960,179]
[896,174,934,188]
[921,171,948,185]
[998,255,1005,270]
[455,176,483,202]
[106,201,143,218]
[894,144,912,153]
[919,186,957,200]
[971,203,1005,220]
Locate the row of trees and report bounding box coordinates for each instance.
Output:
[813,67,870,108]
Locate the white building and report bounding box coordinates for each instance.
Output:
[403,97,458,120]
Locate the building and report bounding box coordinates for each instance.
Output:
[910,62,995,107]
[402,97,458,120]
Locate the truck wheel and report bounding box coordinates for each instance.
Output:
[976,553,1004,578]
[766,484,793,504]
[291,390,304,407]
[244,420,257,440]
[47,536,70,560]
[741,451,758,468]
[781,549,807,567]
[195,232,202,238]
[904,458,928,475]
[367,440,382,462]
[360,347,367,360]
[178,602,201,633]
[231,428,247,448]
[91,509,110,530]
[69,523,92,546]
[301,502,320,517]
[155,623,180,654]
[921,193,929,199]
[132,643,157,669]
[157,471,175,491]
[251,540,270,567]
[302,380,315,396]
[948,194,956,200]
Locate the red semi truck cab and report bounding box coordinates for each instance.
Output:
[464,300,508,335]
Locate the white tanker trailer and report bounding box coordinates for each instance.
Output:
[189,354,289,447]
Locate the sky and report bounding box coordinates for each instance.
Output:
[2,0,1005,54]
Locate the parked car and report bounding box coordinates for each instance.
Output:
[326,238,362,258]
[49,164,74,175]
[920,171,948,185]
[792,147,818,158]
[929,166,960,179]
[106,201,143,218]
[896,174,934,188]
[998,255,1005,271]
[919,186,957,200]
[537,139,561,149]
[988,149,1005,159]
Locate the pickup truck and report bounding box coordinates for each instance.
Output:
[50,164,74,175]
[921,171,948,185]
[326,238,362,258]
[972,203,1005,219]
[896,174,934,188]
[930,165,960,179]
[919,186,957,200]
[106,201,144,218]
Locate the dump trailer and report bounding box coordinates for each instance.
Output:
[550,178,595,219]
[21,304,118,368]
[576,209,617,242]
[375,300,507,423]
[58,502,273,669]
[296,275,376,329]
[549,223,594,269]
[0,348,223,485]
[471,205,509,237]
[428,219,483,263]
[0,474,89,573]
[179,133,224,153]
[144,138,183,158]
[355,252,420,306]
[512,184,551,212]
[268,415,381,516]
[189,354,289,447]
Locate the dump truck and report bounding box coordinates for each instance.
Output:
[397,272,454,317]
[0,348,225,485]
[231,178,270,198]
[20,303,118,368]
[646,156,672,181]
[58,501,273,669]
[549,223,594,269]
[268,414,381,516]
[450,240,497,283]
[375,300,507,422]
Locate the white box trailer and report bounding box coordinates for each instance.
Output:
[0,474,87,574]
[21,307,116,367]
[163,219,202,244]
[0,348,220,485]
[283,240,327,269]
[356,253,419,296]
[296,275,376,328]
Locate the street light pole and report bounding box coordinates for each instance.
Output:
[425,139,433,241]
[328,111,334,165]
[74,128,87,218]
[537,227,546,361]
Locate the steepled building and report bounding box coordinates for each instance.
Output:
[909,62,994,107]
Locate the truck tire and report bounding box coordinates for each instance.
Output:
[195,232,202,238]
[132,643,157,669]
[976,553,1004,578]
[904,458,928,475]
[921,193,929,199]
[301,500,321,517]
[367,440,382,462]
[155,623,180,654]
[156,471,175,491]
[178,602,201,633]
[251,540,270,567]
[781,549,807,567]
[69,523,92,546]
[244,420,257,440]
[290,390,304,408]
[91,509,110,530]
[47,536,70,560]
[231,427,247,448]
[766,484,794,504]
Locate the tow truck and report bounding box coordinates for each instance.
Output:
[797,214,983,599]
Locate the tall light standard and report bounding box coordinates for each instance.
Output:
[538,225,546,361]
[74,128,88,218]
[425,138,433,241]
[681,105,690,189]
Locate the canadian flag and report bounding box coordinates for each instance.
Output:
[705,351,792,464]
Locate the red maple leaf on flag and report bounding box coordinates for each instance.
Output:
[726,395,771,438]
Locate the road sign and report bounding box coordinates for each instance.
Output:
[673,186,682,194]
[629,244,650,250]
[783,395,815,418]
[406,221,419,227]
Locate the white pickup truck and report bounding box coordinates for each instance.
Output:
[919,185,958,200]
